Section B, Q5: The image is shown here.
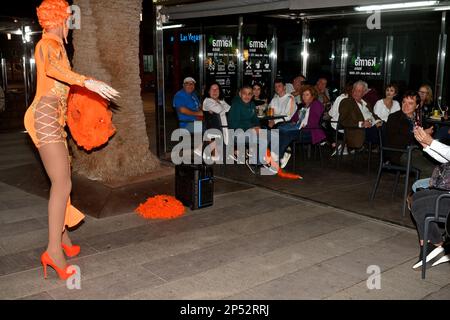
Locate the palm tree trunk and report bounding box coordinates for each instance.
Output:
[71,0,159,182]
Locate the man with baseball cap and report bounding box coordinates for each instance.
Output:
[173,77,203,133]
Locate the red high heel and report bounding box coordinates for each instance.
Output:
[41,252,75,280]
[61,243,80,258]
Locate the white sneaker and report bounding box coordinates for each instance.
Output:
[431,254,450,267]
[280,152,291,169]
[261,164,278,175]
[331,144,348,157]
[412,245,445,269]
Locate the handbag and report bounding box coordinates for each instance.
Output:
[430,162,450,191]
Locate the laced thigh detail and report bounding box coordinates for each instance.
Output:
[34,95,65,147]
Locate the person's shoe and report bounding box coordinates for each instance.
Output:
[432,254,450,267]
[342,147,349,155]
[432,242,450,267]
[41,251,76,280]
[280,152,291,169]
[331,144,342,157]
[412,243,445,270]
[245,159,256,174]
[261,163,278,175]
[62,243,80,258]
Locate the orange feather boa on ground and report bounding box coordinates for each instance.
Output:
[135,195,185,219]
[67,86,116,151]
[265,149,303,180]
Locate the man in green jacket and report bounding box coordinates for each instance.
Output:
[227,86,278,174]
[228,85,260,131]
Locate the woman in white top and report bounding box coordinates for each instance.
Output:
[202,82,231,162]
[267,79,296,128]
[373,83,400,122]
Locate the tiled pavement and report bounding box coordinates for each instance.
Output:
[0,132,449,300]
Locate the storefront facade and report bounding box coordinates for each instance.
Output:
[153,0,449,158]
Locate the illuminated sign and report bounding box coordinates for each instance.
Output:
[348,55,382,77]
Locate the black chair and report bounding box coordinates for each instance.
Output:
[291,126,326,172]
[334,122,377,174]
[421,193,450,279]
[446,210,450,239]
[370,126,420,217]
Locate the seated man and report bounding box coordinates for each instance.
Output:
[173,77,203,133]
[173,77,204,158]
[385,90,436,178]
[290,74,307,106]
[228,85,279,173]
[267,79,296,129]
[338,80,382,150]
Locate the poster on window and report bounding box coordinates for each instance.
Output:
[243,36,272,90]
[347,55,382,77]
[205,35,238,102]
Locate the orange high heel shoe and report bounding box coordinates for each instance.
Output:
[62,243,80,258]
[41,251,76,280]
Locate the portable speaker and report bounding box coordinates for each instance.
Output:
[175,164,214,210]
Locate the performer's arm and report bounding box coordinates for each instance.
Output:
[44,40,86,87]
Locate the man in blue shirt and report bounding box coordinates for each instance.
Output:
[173,77,203,133]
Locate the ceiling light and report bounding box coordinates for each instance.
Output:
[161,24,184,30]
[434,5,450,10]
[355,1,439,11]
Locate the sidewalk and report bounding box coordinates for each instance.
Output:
[0,132,449,300]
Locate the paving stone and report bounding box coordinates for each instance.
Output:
[0,206,48,224]
[0,229,48,254]
[19,292,54,300]
[0,218,47,239]
[0,240,98,277]
[47,265,165,300]
[423,284,450,300]
[229,263,362,300]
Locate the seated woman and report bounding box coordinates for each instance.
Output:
[252,82,268,108]
[373,83,400,123]
[267,79,296,128]
[202,82,231,162]
[410,126,450,269]
[277,85,326,168]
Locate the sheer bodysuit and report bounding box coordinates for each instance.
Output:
[24,32,85,228]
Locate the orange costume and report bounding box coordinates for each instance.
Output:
[24,31,86,229]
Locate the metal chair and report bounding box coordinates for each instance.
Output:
[421,193,450,279]
[334,122,376,174]
[370,126,420,217]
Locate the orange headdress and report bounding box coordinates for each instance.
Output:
[36,0,70,30]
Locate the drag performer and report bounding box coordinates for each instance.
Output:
[24,0,119,280]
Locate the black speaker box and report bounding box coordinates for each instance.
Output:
[175,164,214,210]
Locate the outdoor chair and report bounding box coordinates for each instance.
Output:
[291,125,326,172]
[421,193,450,279]
[370,126,420,217]
[334,122,376,174]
